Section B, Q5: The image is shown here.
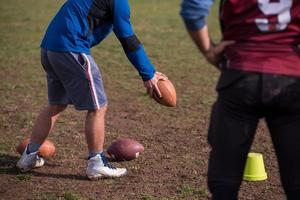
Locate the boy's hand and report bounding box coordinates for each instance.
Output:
[187,26,234,69]
[144,72,168,98]
[203,41,235,68]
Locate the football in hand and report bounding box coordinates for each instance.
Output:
[107,138,144,161]
[153,79,177,107]
[16,138,56,159]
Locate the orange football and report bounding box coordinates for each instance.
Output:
[153,79,177,107]
[16,138,55,159]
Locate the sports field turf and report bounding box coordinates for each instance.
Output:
[0,0,286,199]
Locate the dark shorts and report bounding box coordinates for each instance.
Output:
[208,69,300,199]
[41,49,107,110]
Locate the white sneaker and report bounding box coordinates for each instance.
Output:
[86,153,127,180]
[16,146,45,172]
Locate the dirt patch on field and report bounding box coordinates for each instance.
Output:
[0,91,286,200]
[0,0,287,199]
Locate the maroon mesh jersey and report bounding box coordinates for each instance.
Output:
[220,0,300,76]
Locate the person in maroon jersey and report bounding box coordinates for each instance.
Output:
[181,0,300,199]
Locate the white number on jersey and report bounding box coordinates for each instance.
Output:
[255,0,292,32]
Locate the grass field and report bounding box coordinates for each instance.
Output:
[0,0,286,199]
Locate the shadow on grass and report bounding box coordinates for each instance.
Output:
[0,153,19,175]
[0,153,88,181]
[31,171,88,181]
[81,156,126,163]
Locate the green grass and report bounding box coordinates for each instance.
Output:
[0,0,282,199]
[0,0,220,111]
[33,194,58,200]
[15,174,32,181]
[141,194,171,200]
[63,192,81,200]
[0,0,220,153]
[140,185,209,200]
[32,192,84,200]
[0,0,226,199]
[178,185,209,199]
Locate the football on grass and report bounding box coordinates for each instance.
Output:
[16,138,56,159]
[107,138,144,161]
[153,79,177,107]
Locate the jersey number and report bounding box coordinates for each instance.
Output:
[255,0,292,32]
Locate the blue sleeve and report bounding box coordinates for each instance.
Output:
[180,0,214,31]
[89,24,113,47]
[113,0,155,81]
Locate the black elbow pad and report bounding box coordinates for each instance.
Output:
[119,35,141,53]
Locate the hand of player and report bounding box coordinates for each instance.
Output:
[144,72,168,98]
[203,40,235,69]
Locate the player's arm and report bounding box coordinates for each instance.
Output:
[180,0,234,68]
[113,0,166,97]
[89,24,113,48]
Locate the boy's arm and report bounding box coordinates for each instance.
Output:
[180,0,234,68]
[113,0,166,96]
[90,25,113,47]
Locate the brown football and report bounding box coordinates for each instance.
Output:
[153,79,177,107]
[107,138,144,161]
[16,138,56,159]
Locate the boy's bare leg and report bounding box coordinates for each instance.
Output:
[85,105,107,154]
[30,104,67,144]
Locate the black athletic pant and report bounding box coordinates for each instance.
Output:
[208,69,300,200]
